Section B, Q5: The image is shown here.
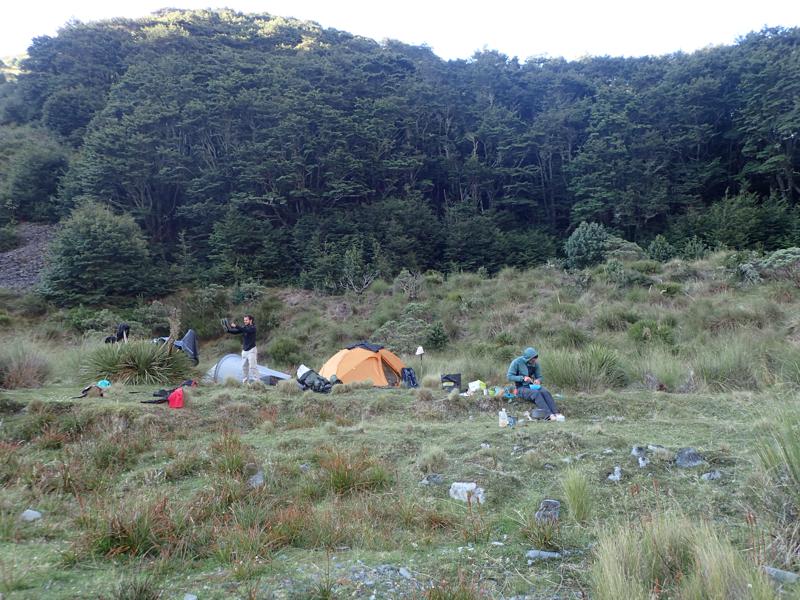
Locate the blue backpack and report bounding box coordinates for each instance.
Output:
[401,367,419,388]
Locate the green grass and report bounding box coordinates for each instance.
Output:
[1,256,800,597]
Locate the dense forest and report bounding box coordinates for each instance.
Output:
[0,9,798,303]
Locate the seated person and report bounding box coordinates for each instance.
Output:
[507,346,563,421]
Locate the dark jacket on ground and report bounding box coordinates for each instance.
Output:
[227,324,256,351]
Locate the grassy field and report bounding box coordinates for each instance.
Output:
[1,252,800,598]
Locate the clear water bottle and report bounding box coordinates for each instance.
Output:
[498,408,509,427]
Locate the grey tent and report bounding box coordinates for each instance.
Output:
[202,354,290,385]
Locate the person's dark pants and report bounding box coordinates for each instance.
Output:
[518,386,558,416]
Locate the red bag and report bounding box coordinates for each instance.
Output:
[167,387,184,409]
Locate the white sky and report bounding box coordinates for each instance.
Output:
[2,0,799,61]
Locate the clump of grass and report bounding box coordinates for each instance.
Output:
[627,348,686,392]
[111,574,161,600]
[275,379,303,396]
[427,573,484,600]
[316,448,393,495]
[513,508,561,551]
[692,338,760,391]
[421,374,441,389]
[416,388,434,402]
[0,345,52,389]
[758,410,800,502]
[417,445,447,473]
[82,341,193,385]
[590,514,773,600]
[561,468,592,524]
[210,433,254,477]
[544,345,626,391]
[594,305,640,332]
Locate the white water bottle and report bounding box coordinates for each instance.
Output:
[498,408,509,427]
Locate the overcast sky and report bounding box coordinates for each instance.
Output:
[2,0,799,61]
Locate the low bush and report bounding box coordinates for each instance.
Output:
[82,341,193,385]
[268,336,306,366]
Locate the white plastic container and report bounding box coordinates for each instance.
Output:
[498,408,509,427]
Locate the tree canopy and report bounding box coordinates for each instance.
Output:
[0,10,798,302]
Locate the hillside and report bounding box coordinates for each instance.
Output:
[0,222,54,290]
[0,253,799,598]
[0,12,799,300]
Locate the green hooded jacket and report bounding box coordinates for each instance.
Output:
[507,346,542,388]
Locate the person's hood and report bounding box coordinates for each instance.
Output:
[522,347,538,360]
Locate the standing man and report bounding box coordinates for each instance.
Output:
[226,315,258,384]
[507,346,563,421]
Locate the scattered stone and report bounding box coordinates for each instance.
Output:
[20,509,42,522]
[299,463,311,473]
[701,470,722,481]
[535,499,561,524]
[631,446,646,458]
[184,595,199,600]
[607,466,622,482]
[647,444,670,456]
[543,463,555,470]
[675,448,705,468]
[419,473,445,486]
[398,567,412,579]
[449,482,486,504]
[764,566,800,584]
[247,470,265,489]
[605,416,625,422]
[480,443,491,449]
[560,457,573,464]
[491,541,505,546]
[526,549,561,561]
[602,448,614,455]
[638,456,650,468]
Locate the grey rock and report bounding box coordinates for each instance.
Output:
[419,473,445,486]
[526,549,561,560]
[701,470,722,481]
[20,509,42,522]
[764,566,800,584]
[184,595,199,600]
[602,448,614,455]
[608,466,622,482]
[535,499,560,524]
[638,456,650,468]
[247,470,265,489]
[398,567,412,579]
[631,445,646,458]
[299,463,311,473]
[647,444,670,456]
[480,443,491,449]
[675,447,705,468]
[449,482,486,504]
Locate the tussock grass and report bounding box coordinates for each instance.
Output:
[561,468,592,524]
[591,515,774,600]
[0,344,51,389]
[82,341,193,385]
[544,345,627,391]
[416,445,447,473]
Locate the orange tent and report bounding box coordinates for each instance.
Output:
[320,343,405,387]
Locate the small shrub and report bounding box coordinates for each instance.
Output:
[647,235,675,262]
[267,337,305,366]
[565,222,610,269]
[654,282,683,297]
[561,468,592,524]
[594,306,640,331]
[0,223,20,252]
[82,341,193,385]
[514,509,561,551]
[427,321,449,351]
[276,378,301,395]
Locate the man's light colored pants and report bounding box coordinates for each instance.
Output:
[242,347,258,383]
